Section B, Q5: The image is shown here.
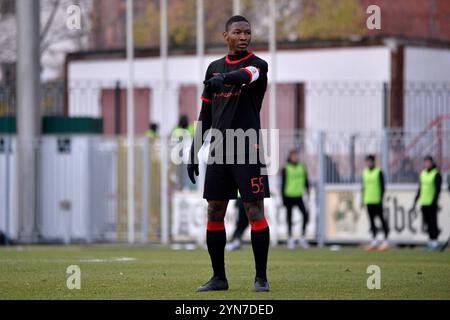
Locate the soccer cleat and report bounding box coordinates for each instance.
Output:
[426,241,439,252]
[364,240,379,251]
[253,277,270,292]
[378,241,390,251]
[299,237,310,249]
[196,276,229,292]
[226,239,242,251]
[287,238,296,250]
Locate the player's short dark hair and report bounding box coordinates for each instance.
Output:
[150,123,159,132]
[225,15,250,31]
[424,155,434,163]
[178,114,189,129]
[365,155,375,162]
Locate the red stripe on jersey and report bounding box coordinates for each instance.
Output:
[207,221,225,231]
[200,96,212,103]
[225,52,254,64]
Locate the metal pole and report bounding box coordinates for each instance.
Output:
[16,0,41,243]
[126,0,135,244]
[382,128,390,183]
[4,136,11,244]
[160,136,169,245]
[268,0,280,221]
[269,0,277,131]
[114,81,121,135]
[160,0,169,245]
[382,83,390,182]
[196,0,205,116]
[233,0,241,15]
[350,134,356,183]
[436,121,443,168]
[382,82,389,129]
[317,131,326,248]
[141,136,149,243]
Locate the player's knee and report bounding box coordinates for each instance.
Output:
[245,203,264,221]
[207,201,227,222]
[245,201,269,231]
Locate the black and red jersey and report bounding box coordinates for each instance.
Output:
[201,51,268,155]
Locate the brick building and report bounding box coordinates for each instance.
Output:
[362,0,450,41]
[88,0,450,50]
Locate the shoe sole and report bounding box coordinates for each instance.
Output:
[197,288,229,292]
[196,285,229,292]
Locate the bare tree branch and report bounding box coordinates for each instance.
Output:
[40,0,61,43]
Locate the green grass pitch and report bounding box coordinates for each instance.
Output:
[0,245,449,300]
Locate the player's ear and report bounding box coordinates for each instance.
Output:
[223,31,228,42]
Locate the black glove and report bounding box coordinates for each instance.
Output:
[203,74,225,92]
[187,163,199,184]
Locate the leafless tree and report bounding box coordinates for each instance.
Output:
[0,0,93,79]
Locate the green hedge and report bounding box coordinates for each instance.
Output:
[0,117,103,134]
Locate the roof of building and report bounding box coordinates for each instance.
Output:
[66,35,450,63]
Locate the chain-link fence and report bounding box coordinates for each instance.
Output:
[1,79,450,244]
[2,80,449,133]
[1,128,449,244]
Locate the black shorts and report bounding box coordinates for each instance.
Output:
[203,161,270,202]
[283,196,305,207]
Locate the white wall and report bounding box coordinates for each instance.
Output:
[404,47,450,132]
[0,137,18,240]
[68,46,391,134]
[405,47,450,82]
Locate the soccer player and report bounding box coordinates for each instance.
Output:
[361,155,390,251]
[412,155,442,251]
[281,149,310,249]
[187,15,270,292]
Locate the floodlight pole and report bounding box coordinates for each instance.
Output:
[126,0,135,244]
[233,0,241,15]
[16,0,41,243]
[160,0,170,245]
[269,0,277,132]
[268,0,280,233]
[196,0,205,116]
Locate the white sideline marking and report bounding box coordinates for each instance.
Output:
[79,257,137,263]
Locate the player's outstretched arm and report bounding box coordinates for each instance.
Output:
[188,100,212,184]
[204,62,267,91]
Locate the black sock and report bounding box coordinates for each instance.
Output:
[251,227,270,280]
[206,230,227,280]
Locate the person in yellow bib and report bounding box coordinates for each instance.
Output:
[145,123,159,139]
[281,149,310,250]
[412,155,442,251]
[361,155,389,251]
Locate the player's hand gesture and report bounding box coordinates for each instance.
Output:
[204,74,225,92]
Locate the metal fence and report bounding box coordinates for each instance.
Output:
[1,128,449,244]
[1,80,450,133]
[1,79,450,244]
[0,82,65,117]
